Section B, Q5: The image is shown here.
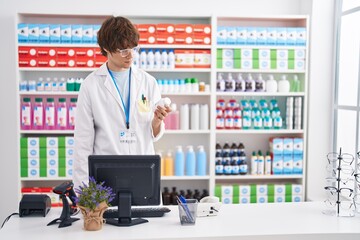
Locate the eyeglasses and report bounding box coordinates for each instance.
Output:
[116,46,140,57]
[325,177,354,186]
[323,199,355,216]
[327,152,354,164]
[326,164,355,177]
[325,186,354,199]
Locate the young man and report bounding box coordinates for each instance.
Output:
[73,16,171,187]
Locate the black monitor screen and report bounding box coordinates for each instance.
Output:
[88,155,161,226]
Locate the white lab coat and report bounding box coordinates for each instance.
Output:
[73,63,164,188]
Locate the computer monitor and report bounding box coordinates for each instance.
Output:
[88,155,161,226]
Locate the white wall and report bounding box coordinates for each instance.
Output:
[0,0,335,222]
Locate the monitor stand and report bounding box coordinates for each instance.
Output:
[106,191,148,227]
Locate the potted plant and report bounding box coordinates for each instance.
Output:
[74,176,115,231]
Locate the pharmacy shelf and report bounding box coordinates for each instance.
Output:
[164,130,211,134]
[19,67,96,72]
[145,68,211,73]
[215,129,304,134]
[162,92,211,96]
[216,69,306,74]
[161,176,210,180]
[21,177,72,181]
[18,43,98,47]
[17,43,211,49]
[140,44,211,49]
[215,92,305,97]
[216,45,306,50]
[215,175,303,180]
[19,92,78,96]
[20,130,74,134]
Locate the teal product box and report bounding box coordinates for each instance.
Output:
[270,138,283,155]
[246,27,257,45]
[272,154,283,174]
[236,27,247,45]
[18,23,28,43]
[256,27,267,45]
[217,26,227,44]
[266,27,277,45]
[226,27,236,44]
[293,154,303,174]
[276,27,287,45]
[283,154,293,174]
[71,25,82,43]
[286,27,297,45]
[296,27,306,46]
[283,138,293,155]
[50,24,61,43]
[82,25,93,43]
[39,24,50,43]
[28,24,39,43]
[293,138,303,155]
[92,24,101,43]
[60,25,71,43]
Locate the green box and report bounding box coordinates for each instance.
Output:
[58,136,66,148]
[216,59,223,69]
[20,137,28,148]
[20,158,28,169]
[215,185,222,198]
[285,195,293,202]
[58,147,66,159]
[59,168,66,177]
[21,168,28,177]
[288,49,295,60]
[288,60,295,69]
[271,59,277,69]
[252,49,259,60]
[217,49,223,59]
[39,137,47,148]
[234,49,241,59]
[250,195,257,203]
[270,49,277,60]
[59,157,66,168]
[234,59,241,69]
[252,59,259,69]
[40,168,47,177]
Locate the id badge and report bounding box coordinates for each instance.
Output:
[119,130,137,144]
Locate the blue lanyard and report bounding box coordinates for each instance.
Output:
[107,67,131,129]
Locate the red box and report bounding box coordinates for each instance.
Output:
[193,24,211,35]
[76,57,95,68]
[56,47,76,58]
[175,24,193,34]
[95,55,107,67]
[18,57,37,67]
[137,24,156,34]
[174,34,194,45]
[156,24,175,34]
[18,46,37,57]
[193,34,211,45]
[37,47,57,57]
[174,49,194,68]
[139,33,156,44]
[57,58,76,68]
[94,47,103,57]
[194,49,211,68]
[156,34,175,45]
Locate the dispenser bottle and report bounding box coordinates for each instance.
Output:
[175,146,185,176]
[164,150,174,176]
[225,73,235,92]
[216,73,225,92]
[185,145,196,176]
[245,73,255,92]
[235,73,245,92]
[255,74,266,92]
[196,145,207,176]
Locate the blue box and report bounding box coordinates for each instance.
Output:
[266,27,277,45]
[92,25,101,44]
[286,27,297,45]
[270,138,283,155]
[272,154,283,175]
[39,24,50,43]
[18,23,28,43]
[71,25,82,43]
[276,28,287,45]
[293,138,303,155]
[226,27,236,45]
[82,25,93,43]
[296,27,306,46]
[293,154,303,174]
[217,26,227,45]
[28,24,39,43]
[256,27,267,45]
[60,25,71,43]
[283,154,293,174]
[236,27,247,45]
[246,27,257,45]
[49,24,60,43]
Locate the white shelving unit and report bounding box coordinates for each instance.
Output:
[16,13,309,201]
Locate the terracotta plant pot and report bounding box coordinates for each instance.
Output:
[79,202,108,231]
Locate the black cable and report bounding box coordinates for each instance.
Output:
[1,213,19,229]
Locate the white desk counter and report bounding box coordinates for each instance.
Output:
[1,202,360,240]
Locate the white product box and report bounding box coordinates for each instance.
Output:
[71,25,82,43]
[293,154,303,174]
[47,168,58,178]
[66,148,74,157]
[259,49,270,60]
[18,23,28,43]
[294,49,306,59]
[217,26,227,44]
[283,138,293,155]
[66,167,73,177]
[293,138,303,155]
[294,60,305,70]
[257,195,268,203]
[256,27,267,45]
[82,25,93,43]
[28,24,39,43]
[274,184,286,195]
[47,148,58,158]
[241,59,252,69]
[296,28,306,46]
[274,195,286,203]
[239,185,251,196]
[65,137,75,147]
[49,24,60,43]
[241,48,252,59]
[272,154,283,175]
[277,49,288,60]
[28,137,40,148]
[286,27,297,45]
[267,27,277,45]
[46,137,58,148]
[60,25,71,43]
[47,158,58,168]
[236,27,247,45]
[28,158,39,168]
[277,60,288,70]
[283,154,293,174]
[292,195,303,202]
[93,25,101,43]
[270,138,283,154]
[259,59,271,69]
[222,49,234,59]
[246,27,257,45]
[221,196,233,204]
[226,27,236,44]
[257,184,268,196]
[39,24,49,43]
[276,27,287,45]
[28,168,39,178]
[291,184,303,195]
[239,196,250,204]
[28,148,40,158]
[221,185,233,197]
[66,158,74,168]
[223,59,234,69]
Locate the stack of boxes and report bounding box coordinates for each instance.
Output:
[20,136,74,178]
[215,183,303,204]
[270,137,303,175]
[216,48,306,70]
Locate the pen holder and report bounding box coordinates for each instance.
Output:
[178,199,198,225]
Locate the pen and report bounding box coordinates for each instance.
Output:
[177,195,194,222]
[142,94,145,104]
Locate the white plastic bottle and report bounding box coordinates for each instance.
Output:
[190,104,200,130]
[140,49,147,69]
[257,150,264,175]
[133,48,140,67]
[161,49,168,69]
[36,77,44,92]
[168,49,175,69]
[175,145,185,176]
[266,74,278,92]
[226,73,235,92]
[180,104,189,130]
[265,151,272,175]
[147,49,154,70]
[251,151,258,175]
[199,104,209,130]
[278,75,290,92]
[154,49,161,69]
[216,73,225,92]
[185,145,196,176]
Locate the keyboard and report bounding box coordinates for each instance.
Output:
[103,207,171,218]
